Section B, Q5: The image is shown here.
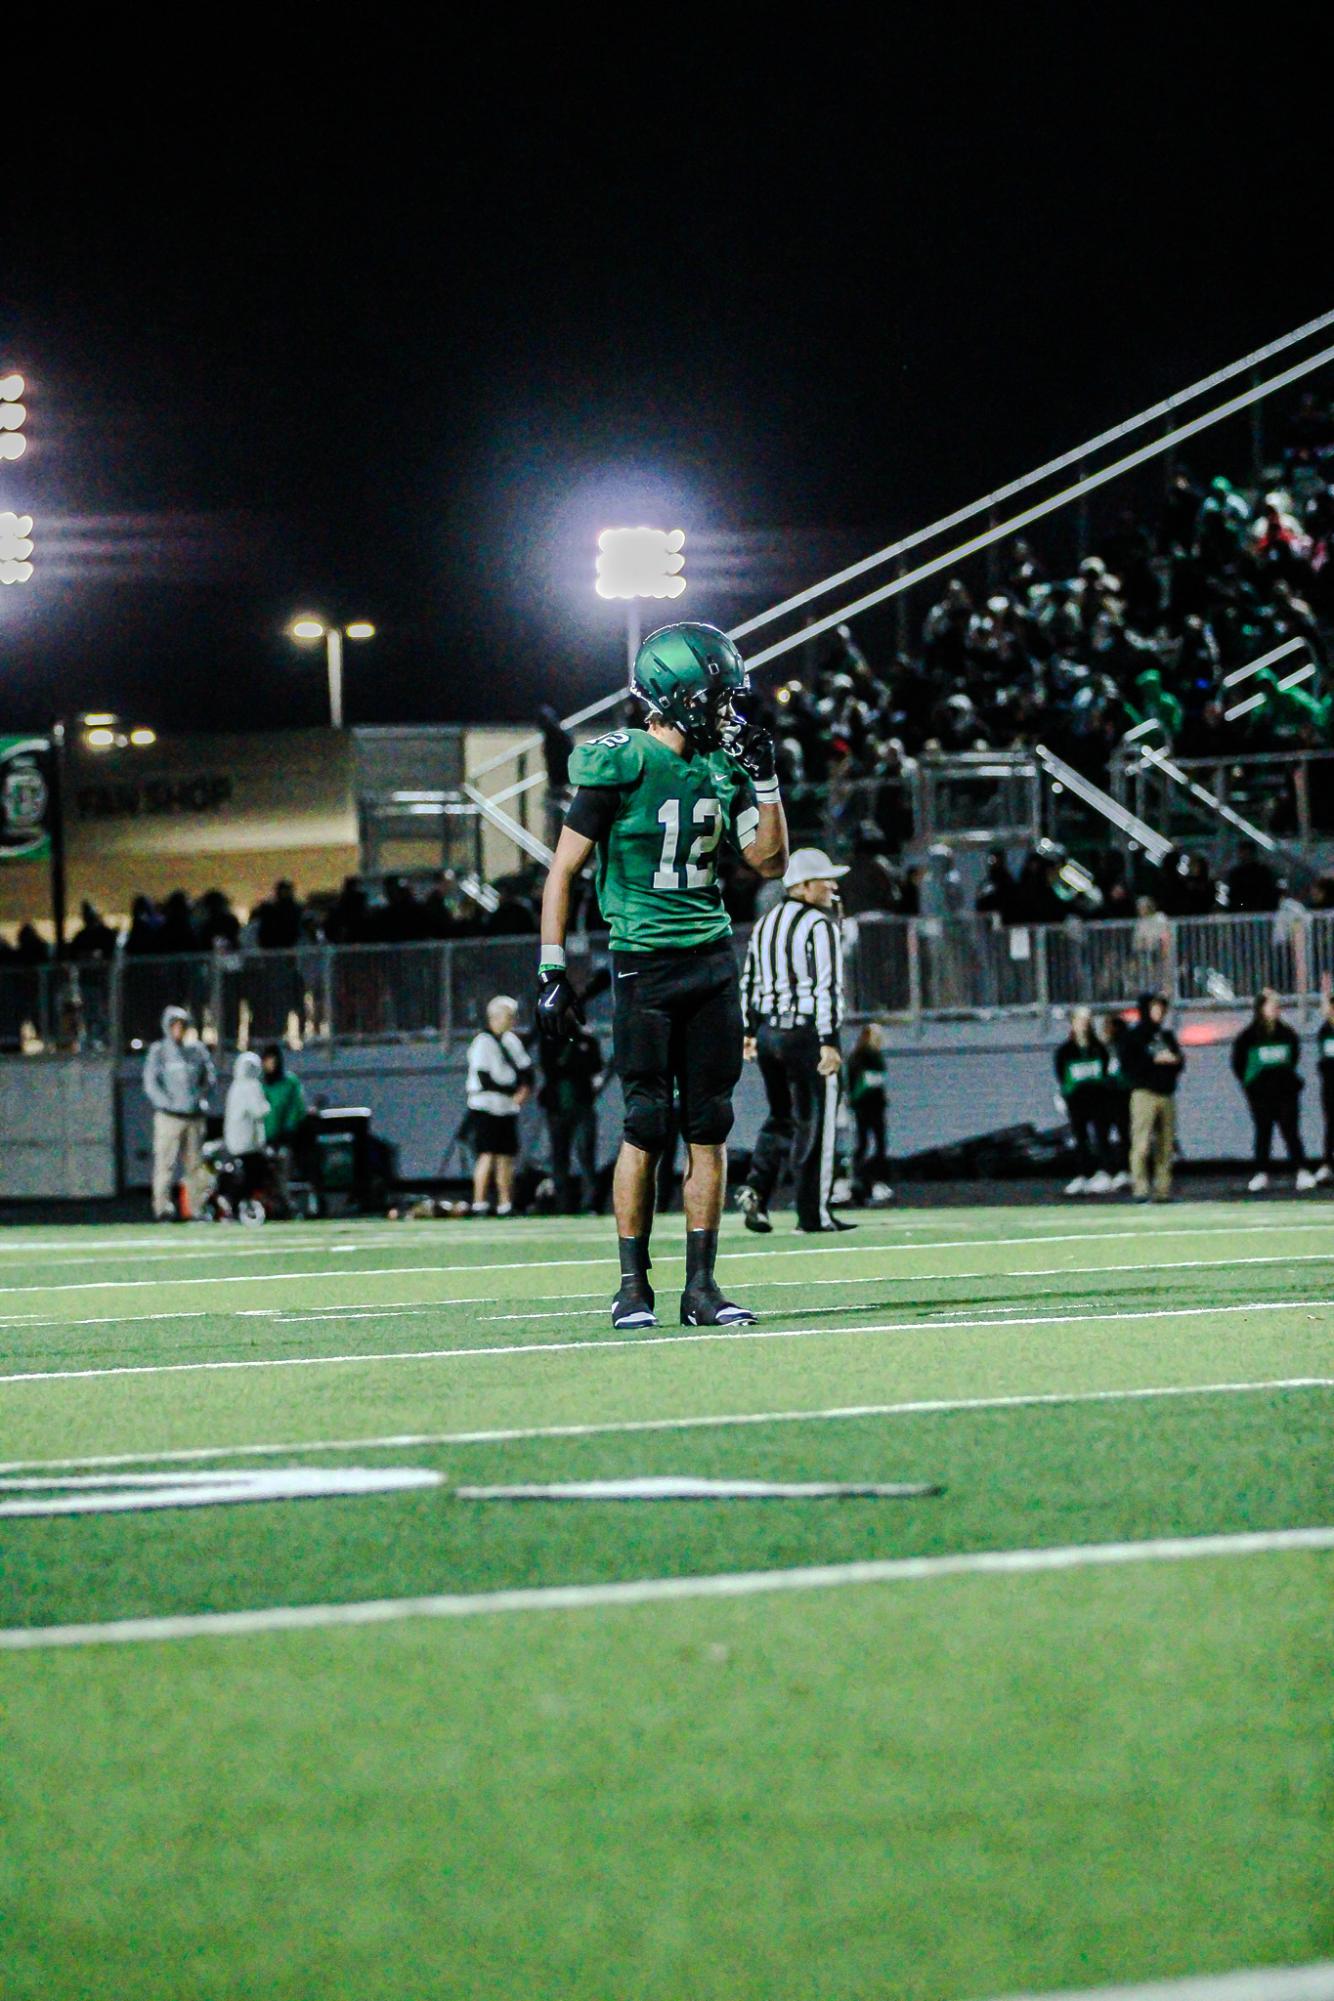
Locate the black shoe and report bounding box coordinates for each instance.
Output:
[611,1278,658,1331]
[679,1280,756,1328]
[796,1217,858,1233]
[734,1185,773,1234]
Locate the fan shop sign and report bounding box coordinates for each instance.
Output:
[75,772,234,820]
[0,736,53,862]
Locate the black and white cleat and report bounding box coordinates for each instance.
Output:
[611,1279,658,1331]
[734,1184,773,1234]
[679,1281,757,1328]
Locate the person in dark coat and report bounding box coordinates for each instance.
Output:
[1122,992,1184,1202]
[538,1022,604,1214]
[1316,974,1334,1185]
[1232,988,1313,1192]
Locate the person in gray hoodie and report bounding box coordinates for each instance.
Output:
[143,1005,216,1219]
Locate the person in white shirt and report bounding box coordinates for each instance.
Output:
[466,995,533,1215]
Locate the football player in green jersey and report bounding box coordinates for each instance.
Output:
[538,622,788,1330]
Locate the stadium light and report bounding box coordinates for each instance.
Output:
[595,527,686,675]
[0,511,34,585]
[0,374,26,464]
[287,614,374,728]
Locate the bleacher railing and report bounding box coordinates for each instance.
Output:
[3,910,1333,1054]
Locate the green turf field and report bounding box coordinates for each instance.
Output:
[2,1201,1331,2000]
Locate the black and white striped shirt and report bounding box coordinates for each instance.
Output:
[740,899,843,1043]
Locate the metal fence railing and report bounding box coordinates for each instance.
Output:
[2,910,1333,1053]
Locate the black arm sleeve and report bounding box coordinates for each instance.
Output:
[564,786,622,841]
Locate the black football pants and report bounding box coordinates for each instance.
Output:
[748,1022,839,1231]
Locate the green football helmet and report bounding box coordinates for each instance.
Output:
[632,622,750,749]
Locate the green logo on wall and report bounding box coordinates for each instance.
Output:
[0,736,52,861]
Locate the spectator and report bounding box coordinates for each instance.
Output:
[224,1049,270,1160]
[323,878,373,944]
[69,902,118,959]
[1232,989,1313,1193]
[261,1043,308,1148]
[15,923,50,965]
[1054,1006,1112,1195]
[466,995,532,1217]
[1316,975,1334,1186]
[197,889,241,951]
[1122,991,1184,1202]
[975,847,1018,925]
[1095,1010,1132,1188]
[255,879,304,950]
[1226,842,1281,914]
[143,1005,215,1220]
[846,1023,892,1200]
[538,1019,603,1214]
[124,895,165,956]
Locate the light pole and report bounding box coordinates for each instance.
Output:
[595,528,686,676]
[288,617,375,728]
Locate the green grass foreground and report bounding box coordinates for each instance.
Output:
[1,1203,1331,1998]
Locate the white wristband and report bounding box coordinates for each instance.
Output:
[755,777,781,806]
[539,944,566,971]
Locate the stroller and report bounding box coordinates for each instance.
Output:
[200,1140,286,1225]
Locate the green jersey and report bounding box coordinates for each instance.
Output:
[567,727,758,953]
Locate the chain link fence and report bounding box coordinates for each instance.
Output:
[2,909,1332,1052]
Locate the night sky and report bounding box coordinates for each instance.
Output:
[3,19,1328,735]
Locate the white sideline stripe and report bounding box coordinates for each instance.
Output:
[979,1958,1334,2000]
[3,1526,1330,1653]
[3,1378,1326,1475]
[5,1242,1334,1338]
[3,1297,1330,1386]
[485,1248,1334,1319]
[1,1218,1330,1301]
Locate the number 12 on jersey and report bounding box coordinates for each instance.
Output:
[652,797,724,889]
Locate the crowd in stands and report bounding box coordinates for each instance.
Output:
[739,404,1334,848]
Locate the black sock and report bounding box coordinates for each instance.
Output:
[685,1228,718,1287]
[618,1235,651,1285]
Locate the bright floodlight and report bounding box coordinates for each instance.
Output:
[0,513,33,559]
[345,620,375,640]
[290,616,326,640]
[596,527,686,600]
[0,512,33,584]
[0,374,23,400]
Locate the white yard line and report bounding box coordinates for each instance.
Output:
[2,1378,1326,1474]
[4,1218,1334,1301]
[3,1297,1331,1386]
[2,1525,1329,1652]
[980,1958,1334,2000]
[485,1249,1334,1320]
[3,1242,1333,1339]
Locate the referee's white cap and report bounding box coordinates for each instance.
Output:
[783,846,850,889]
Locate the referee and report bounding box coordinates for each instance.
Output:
[736,847,854,1235]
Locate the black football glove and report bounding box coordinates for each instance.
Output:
[728,722,778,785]
[536,967,585,1043]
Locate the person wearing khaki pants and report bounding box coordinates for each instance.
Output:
[1129,1086,1176,1201]
[152,1110,206,1218]
[143,1005,216,1219]
[1123,991,1184,1202]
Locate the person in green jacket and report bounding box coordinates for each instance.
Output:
[1231,990,1314,1192]
[261,1044,309,1147]
[1054,1006,1111,1194]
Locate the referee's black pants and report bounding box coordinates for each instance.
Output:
[748,1022,838,1230]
